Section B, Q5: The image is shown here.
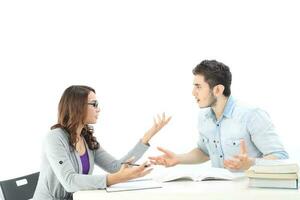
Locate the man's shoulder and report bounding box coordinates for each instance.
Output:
[232,100,266,119]
[234,101,256,113]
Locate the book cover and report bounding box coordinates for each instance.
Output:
[251,159,299,174]
[246,170,298,180]
[249,178,298,189]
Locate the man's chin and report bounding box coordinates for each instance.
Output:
[198,104,210,109]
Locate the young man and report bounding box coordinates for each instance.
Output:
[149,60,288,171]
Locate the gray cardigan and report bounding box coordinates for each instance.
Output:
[33,128,149,200]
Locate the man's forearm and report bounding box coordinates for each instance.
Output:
[263,154,279,160]
[253,153,286,166]
[177,148,209,164]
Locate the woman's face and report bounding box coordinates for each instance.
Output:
[85,92,100,124]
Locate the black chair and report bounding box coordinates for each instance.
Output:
[0,172,39,200]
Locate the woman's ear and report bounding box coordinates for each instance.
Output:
[213,84,225,97]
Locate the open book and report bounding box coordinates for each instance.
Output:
[151,165,245,182]
[106,178,162,192]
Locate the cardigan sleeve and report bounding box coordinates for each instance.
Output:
[94,140,149,173]
[44,133,108,192]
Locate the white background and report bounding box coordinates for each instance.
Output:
[0,0,300,181]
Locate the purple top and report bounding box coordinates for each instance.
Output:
[80,151,90,174]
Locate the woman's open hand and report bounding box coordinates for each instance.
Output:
[141,112,171,144]
[107,157,153,186]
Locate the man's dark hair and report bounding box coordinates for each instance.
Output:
[192,60,232,97]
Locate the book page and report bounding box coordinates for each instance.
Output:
[194,167,244,181]
[152,165,245,182]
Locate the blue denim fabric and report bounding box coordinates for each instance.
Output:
[197,96,288,168]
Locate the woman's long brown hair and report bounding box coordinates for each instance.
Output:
[51,85,100,150]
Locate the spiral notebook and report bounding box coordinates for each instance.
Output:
[106,178,162,192]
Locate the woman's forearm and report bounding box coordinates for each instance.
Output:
[106,173,126,187]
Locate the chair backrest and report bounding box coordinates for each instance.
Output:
[0,172,39,200]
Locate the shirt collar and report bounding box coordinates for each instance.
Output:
[205,95,235,119]
[223,95,235,118]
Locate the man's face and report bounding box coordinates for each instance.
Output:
[192,74,217,108]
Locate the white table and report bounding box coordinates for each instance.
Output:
[73,178,300,200]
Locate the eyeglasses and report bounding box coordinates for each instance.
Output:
[87,100,99,109]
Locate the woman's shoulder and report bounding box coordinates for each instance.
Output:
[44,128,69,143]
[42,128,72,153]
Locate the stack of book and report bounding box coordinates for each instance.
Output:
[246,159,299,189]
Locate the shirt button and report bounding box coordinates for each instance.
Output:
[217,124,220,126]
[220,155,223,158]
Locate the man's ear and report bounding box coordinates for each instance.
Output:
[213,84,225,97]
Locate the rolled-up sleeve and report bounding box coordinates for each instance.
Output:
[197,134,209,156]
[246,108,288,159]
[196,112,209,156]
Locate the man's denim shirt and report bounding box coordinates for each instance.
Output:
[197,95,288,168]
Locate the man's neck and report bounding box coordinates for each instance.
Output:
[211,96,229,121]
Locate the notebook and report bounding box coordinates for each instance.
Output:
[152,165,245,182]
[106,178,162,192]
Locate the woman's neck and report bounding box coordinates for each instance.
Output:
[76,124,84,139]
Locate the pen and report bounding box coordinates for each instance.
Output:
[121,162,150,167]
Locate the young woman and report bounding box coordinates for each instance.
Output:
[33,85,171,200]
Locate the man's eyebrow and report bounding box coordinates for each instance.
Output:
[194,83,201,86]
